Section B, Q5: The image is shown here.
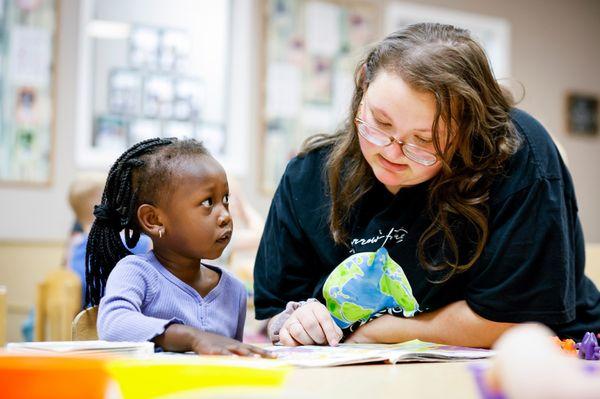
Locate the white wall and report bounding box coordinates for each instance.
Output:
[0,0,599,243]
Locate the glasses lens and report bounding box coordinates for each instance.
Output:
[403,145,437,166]
[357,123,390,146]
[356,119,438,166]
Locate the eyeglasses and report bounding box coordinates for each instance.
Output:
[354,116,438,167]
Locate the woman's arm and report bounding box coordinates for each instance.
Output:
[345,300,516,348]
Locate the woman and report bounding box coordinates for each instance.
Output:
[254,23,600,348]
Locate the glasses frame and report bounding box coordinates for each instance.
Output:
[354,116,439,167]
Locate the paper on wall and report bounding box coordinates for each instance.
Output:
[266,62,302,118]
[9,25,52,86]
[305,1,340,57]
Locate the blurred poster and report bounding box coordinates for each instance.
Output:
[304,56,332,104]
[9,25,52,86]
[305,1,340,56]
[93,115,128,152]
[108,69,142,116]
[266,62,301,118]
[129,119,161,144]
[143,75,174,119]
[129,26,160,70]
[15,86,39,124]
[16,0,43,11]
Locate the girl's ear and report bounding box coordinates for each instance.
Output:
[137,204,163,238]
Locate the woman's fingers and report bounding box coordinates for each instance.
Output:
[279,323,301,346]
[311,304,343,346]
[286,317,316,345]
[295,307,327,344]
[277,301,343,347]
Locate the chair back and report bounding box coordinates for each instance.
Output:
[35,268,82,341]
[71,306,99,341]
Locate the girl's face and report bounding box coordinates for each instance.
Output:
[357,70,445,194]
[158,156,232,260]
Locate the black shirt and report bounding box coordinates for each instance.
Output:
[253,108,600,340]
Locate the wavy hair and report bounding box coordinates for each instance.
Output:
[301,23,521,281]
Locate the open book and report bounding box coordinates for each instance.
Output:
[266,339,494,367]
[6,340,154,357]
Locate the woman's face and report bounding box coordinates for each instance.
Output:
[357,70,445,194]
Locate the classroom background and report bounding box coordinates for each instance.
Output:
[0,0,599,345]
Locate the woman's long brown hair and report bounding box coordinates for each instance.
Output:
[301,23,521,281]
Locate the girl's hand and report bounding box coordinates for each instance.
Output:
[190,330,274,358]
[279,301,343,346]
[155,324,274,358]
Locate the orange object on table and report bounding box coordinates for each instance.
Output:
[551,336,578,355]
[0,354,111,399]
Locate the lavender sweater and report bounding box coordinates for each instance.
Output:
[97,251,247,343]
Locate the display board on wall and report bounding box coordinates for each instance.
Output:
[259,0,511,194]
[260,0,381,193]
[0,0,58,185]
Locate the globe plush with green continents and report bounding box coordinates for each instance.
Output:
[323,247,420,329]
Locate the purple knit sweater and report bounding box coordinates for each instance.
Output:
[97,251,247,343]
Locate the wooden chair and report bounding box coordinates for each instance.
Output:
[0,285,6,347]
[35,268,82,341]
[585,243,600,287]
[71,306,99,341]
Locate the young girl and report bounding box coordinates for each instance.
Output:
[86,137,269,356]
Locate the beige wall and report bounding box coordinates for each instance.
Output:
[0,241,65,342]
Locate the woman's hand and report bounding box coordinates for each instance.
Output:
[279,301,343,346]
[154,324,274,357]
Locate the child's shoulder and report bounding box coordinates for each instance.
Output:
[110,252,160,280]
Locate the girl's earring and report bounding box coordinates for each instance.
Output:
[159,228,164,238]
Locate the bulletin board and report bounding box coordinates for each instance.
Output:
[259,0,382,193]
[0,0,59,186]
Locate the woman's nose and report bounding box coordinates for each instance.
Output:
[383,138,406,159]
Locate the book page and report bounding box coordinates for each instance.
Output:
[265,340,494,367]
